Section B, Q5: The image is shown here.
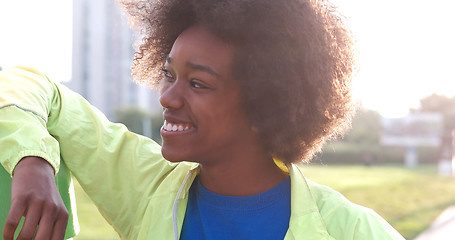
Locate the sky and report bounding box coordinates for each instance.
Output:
[0,1,72,81]
[335,0,455,117]
[1,0,454,118]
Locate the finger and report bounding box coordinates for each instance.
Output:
[50,211,69,240]
[17,203,42,240]
[34,203,68,240]
[3,200,26,240]
[32,214,54,240]
[34,199,68,240]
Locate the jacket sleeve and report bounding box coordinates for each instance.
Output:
[0,67,61,176]
[0,66,175,238]
[305,177,405,240]
[344,204,405,240]
[320,192,405,240]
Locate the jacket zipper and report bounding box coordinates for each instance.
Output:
[172,169,193,240]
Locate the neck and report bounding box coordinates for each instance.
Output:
[198,153,288,196]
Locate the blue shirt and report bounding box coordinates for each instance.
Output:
[180,176,291,240]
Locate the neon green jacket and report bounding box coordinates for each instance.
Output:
[0,67,78,239]
[0,66,405,240]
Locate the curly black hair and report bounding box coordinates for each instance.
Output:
[118,0,357,164]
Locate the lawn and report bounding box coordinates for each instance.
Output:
[73,164,455,239]
[73,182,119,240]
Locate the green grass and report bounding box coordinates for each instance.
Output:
[73,180,120,240]
[73,165,455,239]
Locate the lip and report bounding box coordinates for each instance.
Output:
[163,111,195,124]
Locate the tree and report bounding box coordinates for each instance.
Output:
[417,93,455,165]
[418,93,455,131]
[115,107,164,143]
[343,109,381,145]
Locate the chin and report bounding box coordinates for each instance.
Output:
[161,148,185,163]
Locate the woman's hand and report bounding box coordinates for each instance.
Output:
[3,157,68,240]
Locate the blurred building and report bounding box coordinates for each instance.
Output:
[68,0,161,120]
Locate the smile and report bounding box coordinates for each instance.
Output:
[162,120,195,132]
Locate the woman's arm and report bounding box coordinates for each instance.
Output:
[1,67,70,240]
[0,66,173,238]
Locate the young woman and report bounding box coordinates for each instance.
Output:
[1,0,404,239]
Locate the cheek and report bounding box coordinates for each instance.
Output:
[206,103,250,132]
[158,82,168,95]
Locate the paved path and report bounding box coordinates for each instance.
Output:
[414,206,455,240]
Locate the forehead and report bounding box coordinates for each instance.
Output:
[168,26,235,78]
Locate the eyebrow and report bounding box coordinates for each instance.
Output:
[166,56,221,78]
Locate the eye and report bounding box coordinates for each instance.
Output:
[160,68,175,81]
[190,80,208,89]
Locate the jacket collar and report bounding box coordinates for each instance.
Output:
[285,163,334,239]
[175,162,334,239]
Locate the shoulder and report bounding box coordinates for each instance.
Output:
[305,178,404,240]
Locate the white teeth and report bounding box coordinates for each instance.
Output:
[163,121,192,132]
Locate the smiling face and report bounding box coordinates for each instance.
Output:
[159,26,259,165]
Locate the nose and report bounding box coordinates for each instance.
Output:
[159,80,185,110]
